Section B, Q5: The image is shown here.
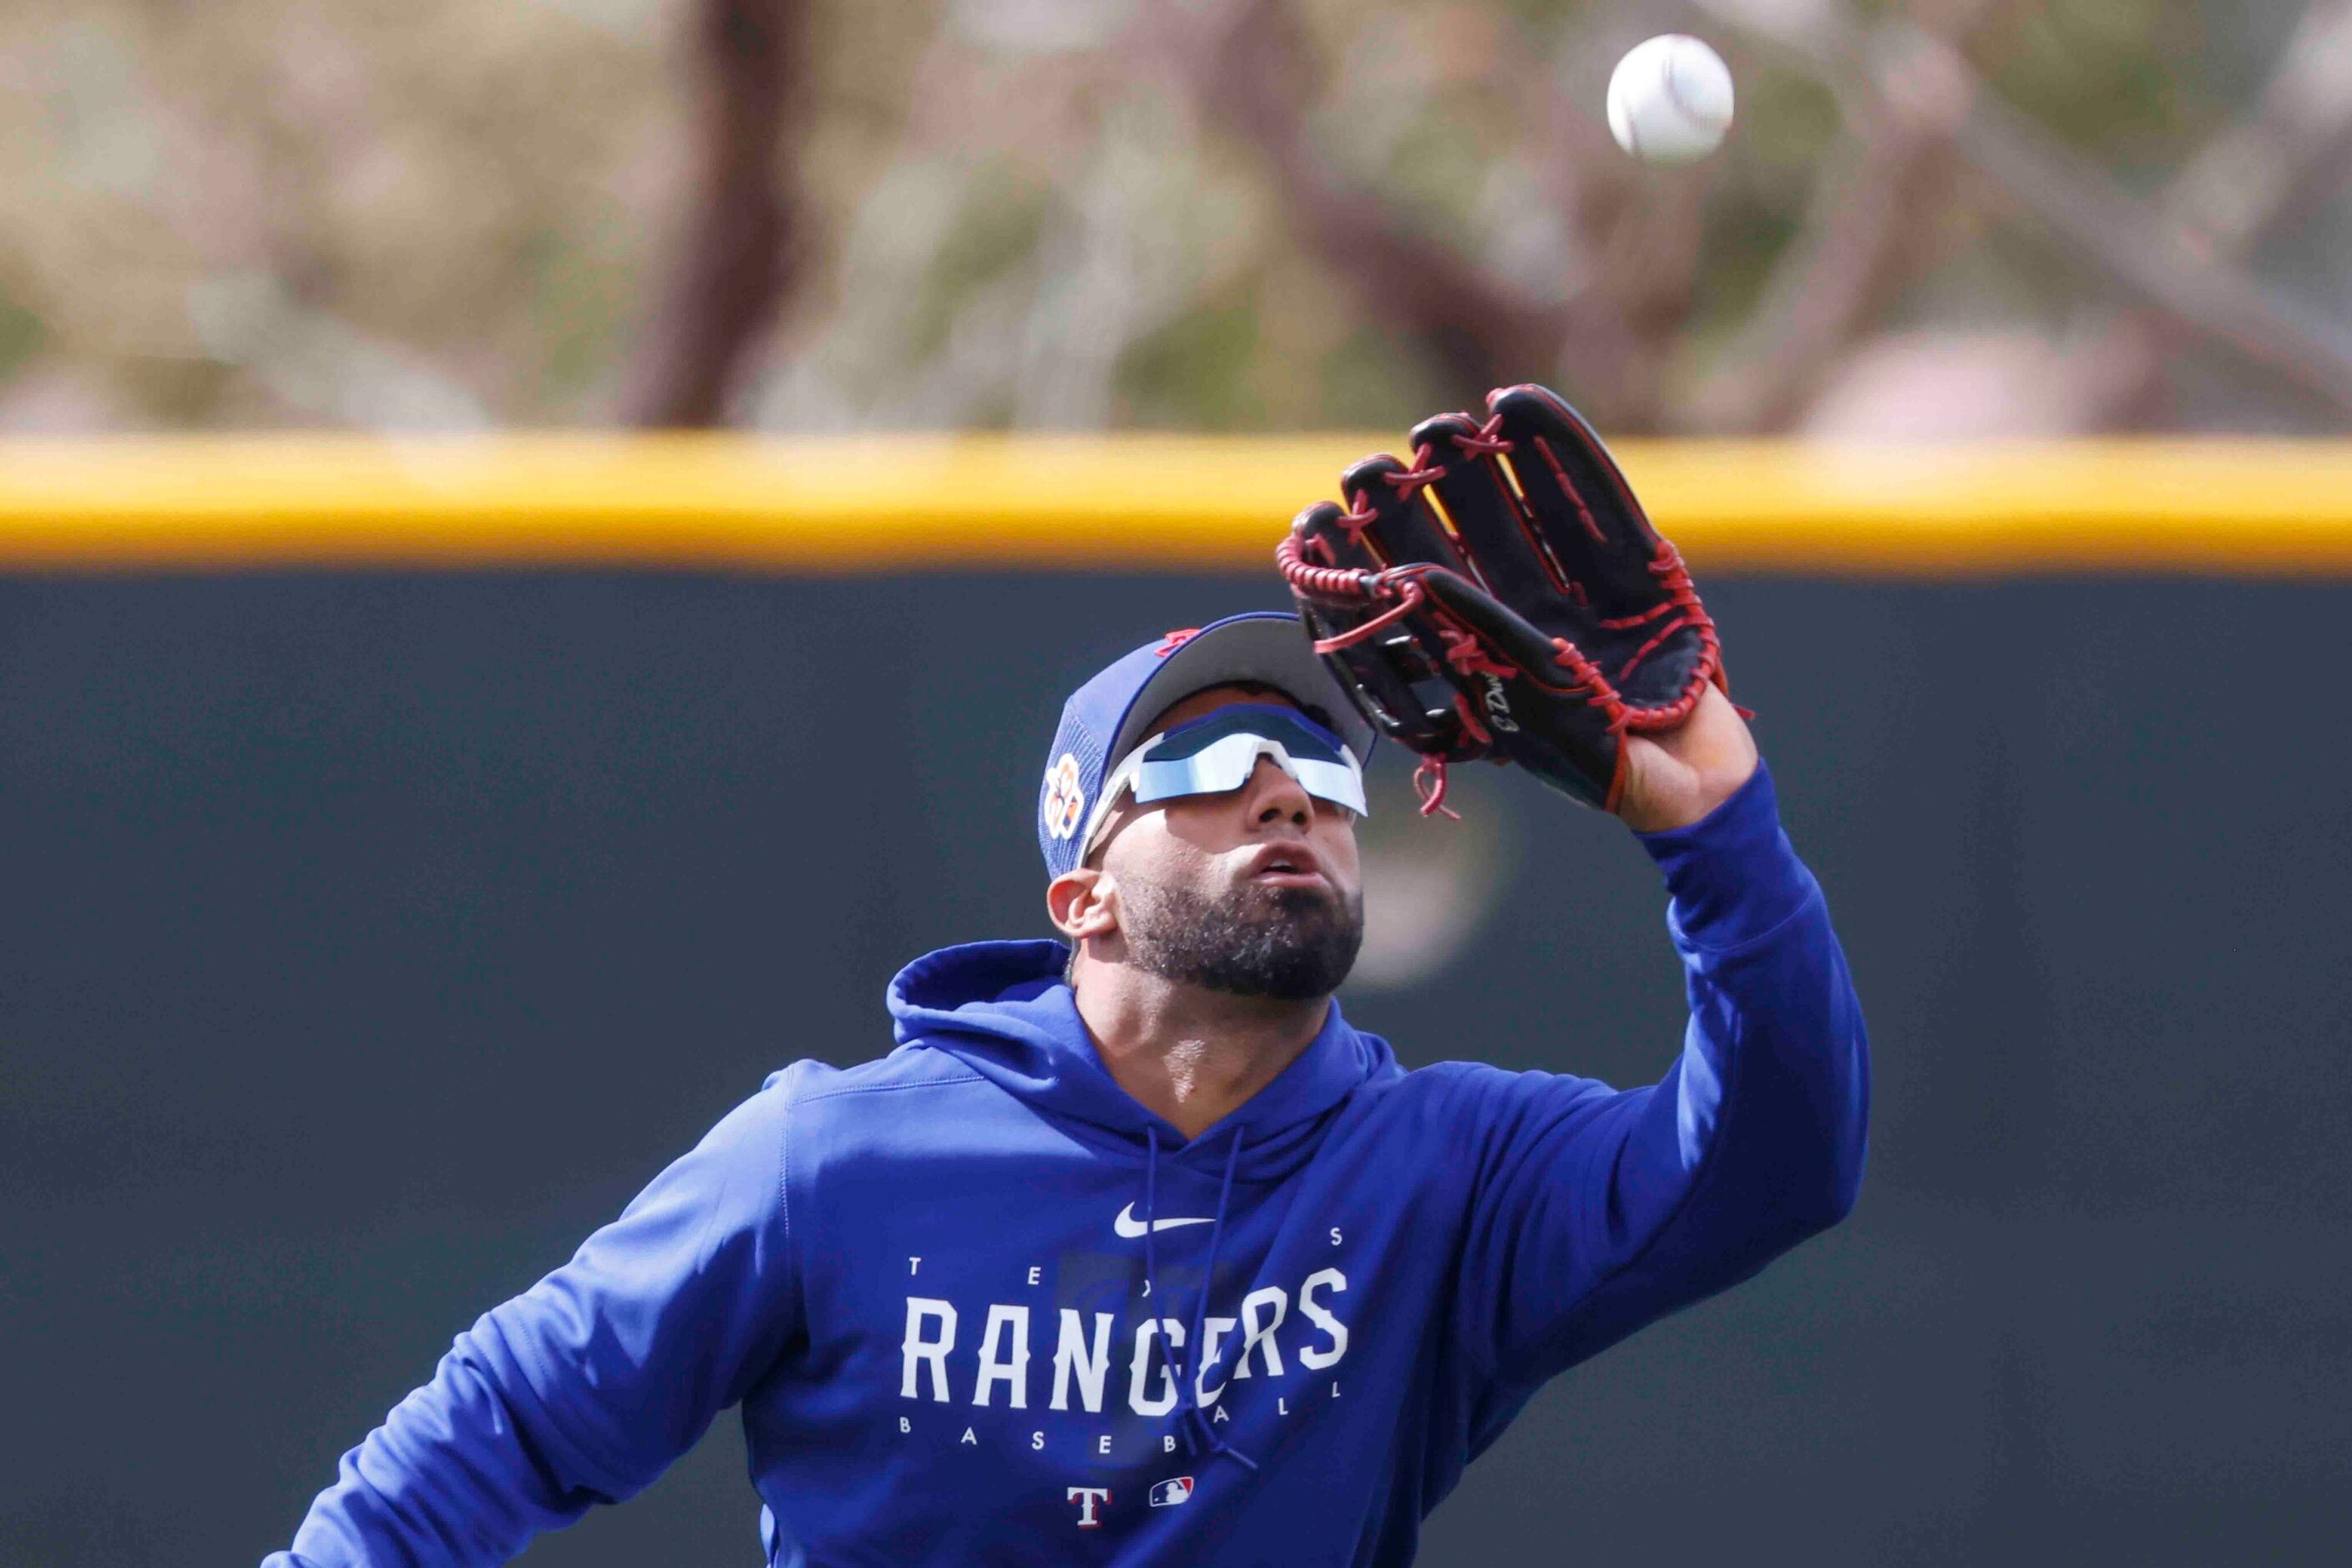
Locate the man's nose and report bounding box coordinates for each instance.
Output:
[1243,756,1313,831]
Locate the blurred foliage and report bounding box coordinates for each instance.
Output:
[0,0,2344,433]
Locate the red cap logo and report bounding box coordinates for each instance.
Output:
[1042,753,1086,841]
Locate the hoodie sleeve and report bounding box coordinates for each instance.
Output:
[1450,761,1869,1416]
[262,1076,802,1568]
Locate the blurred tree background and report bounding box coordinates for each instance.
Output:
[3,0,2349,436]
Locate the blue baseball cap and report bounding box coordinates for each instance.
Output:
[1037,611,1376,879]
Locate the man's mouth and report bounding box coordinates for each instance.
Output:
[1242,845,1328,890]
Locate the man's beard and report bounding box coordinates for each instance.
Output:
[1119,876,1364,1001]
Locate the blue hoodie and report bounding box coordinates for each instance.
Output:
[267,763,1866,1566]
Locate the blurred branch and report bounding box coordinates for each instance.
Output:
[1181,0,1592,414]
[1697,0,2352,420]
[2050,0,2352,427]
[1475,26,1704,429]
[2169,1,2352,262]
[1692,0,2012,432]
[621,0,802,427]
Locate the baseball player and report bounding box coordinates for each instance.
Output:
[267,386,1868,1565]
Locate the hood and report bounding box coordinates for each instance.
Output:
[886,939,1398,1182]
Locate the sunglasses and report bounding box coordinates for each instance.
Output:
[1076,704,1368,862]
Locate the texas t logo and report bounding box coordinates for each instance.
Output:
[1067,1487,1110,1528]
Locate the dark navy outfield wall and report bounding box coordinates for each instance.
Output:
[2,574,2347,1566]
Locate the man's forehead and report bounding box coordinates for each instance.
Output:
[1142,684,1304,741]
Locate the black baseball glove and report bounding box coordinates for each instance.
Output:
[1277,383,1731,816]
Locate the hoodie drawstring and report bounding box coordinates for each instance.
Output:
[1186,1126,1257,1471]
[1141,1124,1260,1476]
[1142,1124,1163,1358]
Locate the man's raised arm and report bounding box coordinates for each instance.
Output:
[1274,384,1868,1434]
[1444,746,1869,1410]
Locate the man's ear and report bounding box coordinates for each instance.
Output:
[1047,867,1120,946]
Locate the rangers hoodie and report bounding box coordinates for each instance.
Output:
[266,761,1868,1566]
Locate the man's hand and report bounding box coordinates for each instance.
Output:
[1279,383,1738,821]
[1615,683,1758,832]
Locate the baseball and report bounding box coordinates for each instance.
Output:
[1606,34,1735,165]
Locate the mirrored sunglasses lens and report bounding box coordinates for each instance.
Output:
[1130,733,1261,803]
[1130,732,1364,813]
[1289,757,1367,817]
[1151,706,1347,765]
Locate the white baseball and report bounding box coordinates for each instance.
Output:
[1606,34,1735,165]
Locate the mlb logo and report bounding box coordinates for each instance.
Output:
[1148,1477,1195,1509]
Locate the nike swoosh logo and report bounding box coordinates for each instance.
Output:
[1114,1202,1215,1239]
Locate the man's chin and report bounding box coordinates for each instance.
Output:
[1250,879,1343,918]
[1121,878,1365,1002]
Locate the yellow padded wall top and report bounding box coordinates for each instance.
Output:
[1,435,2349,575]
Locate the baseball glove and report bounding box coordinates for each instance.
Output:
[1277,383,1732,817]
